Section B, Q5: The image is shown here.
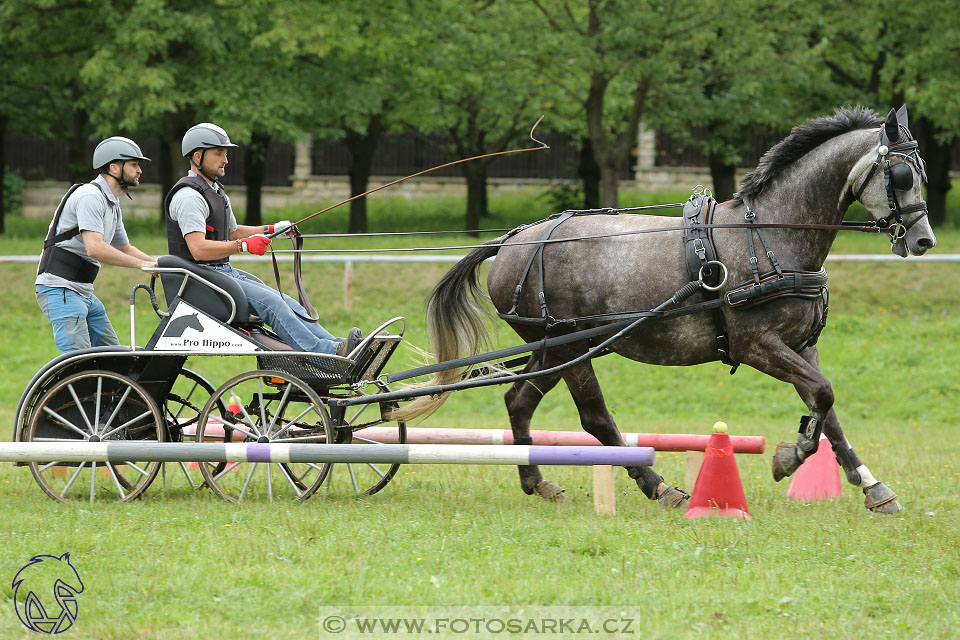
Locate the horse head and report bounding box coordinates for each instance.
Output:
[852,105,936,257]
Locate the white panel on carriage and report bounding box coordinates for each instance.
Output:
[151,301,263,353]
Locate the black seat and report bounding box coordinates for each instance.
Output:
[157,255,253,324]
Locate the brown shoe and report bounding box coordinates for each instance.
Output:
[336,327,363,357]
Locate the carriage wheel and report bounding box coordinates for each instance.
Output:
[196,370,334,503]
[25,370,165,503]
[324,381,406,496]
[159,368,228,490]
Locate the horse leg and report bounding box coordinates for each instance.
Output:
[504,355,565,500]
[785,346,902,513]
[558,359,689,508]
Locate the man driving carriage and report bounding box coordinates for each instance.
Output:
[35,137,159,354]
[164,122,362,357]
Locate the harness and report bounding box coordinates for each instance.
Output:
[681,188,735,367]
[496,187,832,373]
[37,184,103,284]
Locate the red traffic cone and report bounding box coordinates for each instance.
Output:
[787,435,842,501]
[685,422,751,519]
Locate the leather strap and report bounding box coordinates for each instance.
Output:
[270,227,320,323]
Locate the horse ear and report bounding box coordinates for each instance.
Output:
[896,104,909,131]
[884,108,899,143]
[59,552,71,562]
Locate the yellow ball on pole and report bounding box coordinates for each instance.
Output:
[712,421,728,433]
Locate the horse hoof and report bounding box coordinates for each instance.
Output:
[864,482,901,513]
[771,441,802,482]
[534,480,566,502]
[656,484,690,509]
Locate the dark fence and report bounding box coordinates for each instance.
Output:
[6,130,958,184]
[2,136,294,186]
[310,133,631,179]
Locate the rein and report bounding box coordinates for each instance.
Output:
[267,219,888,256]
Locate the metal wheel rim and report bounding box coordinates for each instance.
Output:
[196,370,333,503]
[26,370,164,503]
[325,383,406,496]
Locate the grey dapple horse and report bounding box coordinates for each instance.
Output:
[394,106,935,513]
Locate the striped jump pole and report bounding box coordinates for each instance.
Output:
[0,442,655,467]
[353,427,765,454]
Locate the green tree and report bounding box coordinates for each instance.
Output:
[83,0,305,226]
[398,0,550,233]
[0,0,111,233]
[263,1,417,233]
[525,0,718,208]
[651,1,820,201]
[803,0,959,226]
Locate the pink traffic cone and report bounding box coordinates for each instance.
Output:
[685,424,750,519]
[787,435,842,501]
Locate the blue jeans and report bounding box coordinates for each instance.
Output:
[36,285,120,353]
[210,264,343,354]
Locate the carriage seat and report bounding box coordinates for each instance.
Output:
[156,255,259,325]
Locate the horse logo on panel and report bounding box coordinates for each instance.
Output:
[11,552,84,634]
[165,311,204,338]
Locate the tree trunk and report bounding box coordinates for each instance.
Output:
[0,113,7,235]
[243,129,270,227]
[599,163,619,209]
[463,161,489,235]
[67,106,89,183]
[161,110,196,225]
[914,116,954,227]
[709,153,737,202]
[344,116,383,234]
[157,139,173,228]
[578,137,601,209]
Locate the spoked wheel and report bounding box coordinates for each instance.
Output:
[159,368,228,491]
[324,381,406,496]
[196,370,334,503]
[25,370,165,503]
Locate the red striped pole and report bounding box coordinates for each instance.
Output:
[352,427,765,454]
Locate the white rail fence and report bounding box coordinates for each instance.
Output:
[5,253,958,311]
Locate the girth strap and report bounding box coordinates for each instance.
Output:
[725,268,828,307]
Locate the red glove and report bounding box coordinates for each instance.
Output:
[239,234,271,255]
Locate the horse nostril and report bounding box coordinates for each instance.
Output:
[918,237,935,248]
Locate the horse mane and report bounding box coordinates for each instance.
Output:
[736,105,881,200]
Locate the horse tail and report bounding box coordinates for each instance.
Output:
[390,241,502,422]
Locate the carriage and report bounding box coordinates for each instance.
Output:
[12,256,410,503]
[11,105,934,513]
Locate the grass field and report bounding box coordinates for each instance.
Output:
[1,193,959,639]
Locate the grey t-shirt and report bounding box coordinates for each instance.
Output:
[167,171,239,241]
[35,175,129,297]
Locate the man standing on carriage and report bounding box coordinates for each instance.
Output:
[164,122,362,357]
[35,137,159,354]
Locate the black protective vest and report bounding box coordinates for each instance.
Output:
[164,175,231,265]
[37,183,103,283]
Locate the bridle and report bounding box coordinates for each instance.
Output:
[851,126,929,243]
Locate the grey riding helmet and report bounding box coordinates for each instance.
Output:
[92,136,150,170]
[181,123,238,157]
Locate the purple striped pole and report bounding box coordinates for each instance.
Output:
[0,442,655,467]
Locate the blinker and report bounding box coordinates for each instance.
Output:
[886,162,913,191]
